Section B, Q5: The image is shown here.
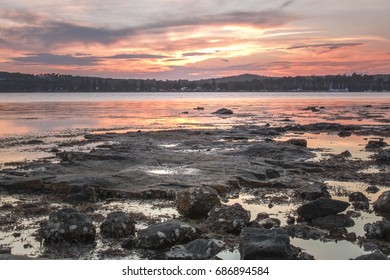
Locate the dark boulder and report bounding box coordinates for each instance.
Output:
[137,222,201,249]
[366,186,380,194]
[212,108,233,115]
[377,150,390,164]
[285,139,307,148]
[207,203,250,234]
[338,131,352,138]
[165,238,224,260]
[294,184,330,201]
[349,192,369,210]
[43,208,96,244]
[100,211,136,239]
[311,214,355,229]
[297,198,350,221]
[339,150,352,158]
[373,191,390,214]
[254,216,281,229]
[354,251,388,260]
[239,227,295,260]
[65,186,97,203]
[364,220,390,241]
[365,140,387,150]
[176,187,221,218]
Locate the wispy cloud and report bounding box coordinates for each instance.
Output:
[287,43,364,52]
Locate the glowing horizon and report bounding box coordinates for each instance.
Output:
[1,0,389,80]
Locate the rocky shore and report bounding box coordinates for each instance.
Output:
[1,120,390,260]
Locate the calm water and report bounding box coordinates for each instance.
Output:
[0,91,389,137]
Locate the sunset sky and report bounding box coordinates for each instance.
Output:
[1,0,389,79]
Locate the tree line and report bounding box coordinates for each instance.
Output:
[0,72,389,92]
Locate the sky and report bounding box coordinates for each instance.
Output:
[0,0,389,79]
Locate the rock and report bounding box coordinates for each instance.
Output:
[0,178,45,192]
[193,107,204,111]
[121,238,135,249]
[286,216,295,225]
[294,184,330,201]
[285,139,307,148]
[311,214,355,229]
[207,203,251,234]
[377,150,390,164]
[165,238,225,260]
[100,211,136,239]
[346,210,361,218]
[212,108,233,115]
[137,222,201,249]
[266,169,281,179]
[373,191,390,214]
[43,208,96,244]
[176,187,221,218]
[339,150,352,157]
[354,251,388,260]
[297,252,315,260]
[349,192,369,210]
[363,242,378,251]
[365,140,387,150]
[302,106,320,112]
[344,232,357,242]
[255,217,281,229]
[239,227,295,260]
[297,198,350,221]
[366,186,380,194]
[65,186,97,203]
[256,212,270,220]
[338,131,352,138]
[364,220,390,241]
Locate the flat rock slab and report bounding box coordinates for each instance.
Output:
[166,238,224,260]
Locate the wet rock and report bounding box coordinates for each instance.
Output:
[255,218,281,229]
[0,178,45,192]
[43,208,96,244]
[193,107,204,111]
[165,238,225,260]
[65,186,97,203]
[373,191,390,214]
[207,203,250,234]
[365,139,387,150]
[100,211,136,239]
[265,169,281,179]
[297,198,350,221]
[285,139,307,148]
[302,106,320,112]
[346,210,361,218]
[366,186,380,194]
[364,220,390,241]
[338,131,352,138]
[344,232,357,242]
[311,214,355,229]
[137,222,201,250]
[294,184,330,201]
[354,251,388,260]
[376,149,390,164]
[349,192,369,210]
[363,242,378,251]
[339,150,352,158]
[256,212,270,220]
[239,227,295,260]
[121,238,135,249]
[297,252,315,260]
[176,187,221,218]
[212,108,233,115]
[285,224,329,240]
[286,216,295,225]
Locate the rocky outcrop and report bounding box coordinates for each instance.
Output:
[100,211,136,239]
[176,187,221,218]
[297,198,350,221]
[43,208,96,244]
[365,140,387,150]
[373,191,390,214]
[165,238,224,260]
[239,227,295,260]
[137,222,201,249]
[207,203,250,234]
[285,139,307,147]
